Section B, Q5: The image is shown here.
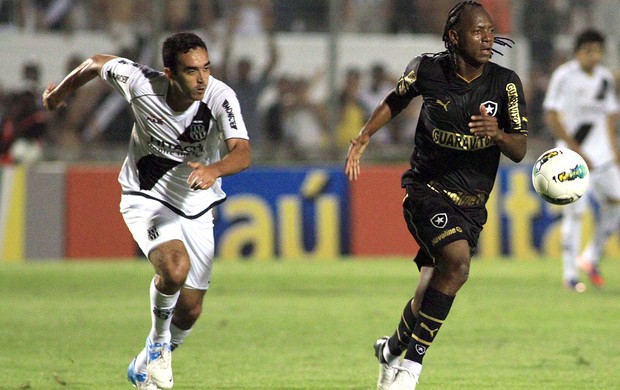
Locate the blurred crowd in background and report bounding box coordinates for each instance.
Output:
[2,0,620,164]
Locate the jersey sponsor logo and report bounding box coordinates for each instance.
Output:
[222,99,238,129]
[431,226,463,246]
[506,83,523,130]
[428,181,487,207]
[481,100,498,116]
[432,128,493,151]
[106,71,129,83]
[149,135,205,157]
[396,69,416,96]
[436,99,451,111]
[430,213,447,228]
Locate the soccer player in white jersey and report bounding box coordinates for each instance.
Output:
[42,33,251,389]
[543,29,620,291]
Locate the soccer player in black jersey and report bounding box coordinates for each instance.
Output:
[345,2,528,389]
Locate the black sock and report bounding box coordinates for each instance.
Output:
[387,298,418,356]
[404,287,455,364]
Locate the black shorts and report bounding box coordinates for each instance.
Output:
[402,182,486,269]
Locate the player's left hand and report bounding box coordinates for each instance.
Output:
[187,161,217,190]
[469,104,501,141]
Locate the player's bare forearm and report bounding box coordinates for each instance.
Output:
[362,102,393,139]
[187,138,251,190]
[344,102,393,180]
[495,133,527,162]
[217,138,251,176]
[42,54,116,111]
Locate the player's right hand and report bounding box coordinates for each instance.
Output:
[345,134,370,181]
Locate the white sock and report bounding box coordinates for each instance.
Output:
[588,203,620,266]
[148,277,180,344]
[382,344,401,366]
[400,358,423,376]
[134,349,147,374]
[171,323,193,349]
[561,208,583,280]
[134,323,193,373]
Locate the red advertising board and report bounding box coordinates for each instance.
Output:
[65,165,136,259]
[348,165,420,256]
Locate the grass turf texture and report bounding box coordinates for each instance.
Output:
[1,257,618,389]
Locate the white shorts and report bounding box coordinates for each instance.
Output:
[120,194,215,290]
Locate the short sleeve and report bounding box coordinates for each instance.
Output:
[212,89,249,141]
[542,68,565,113]
[100,58,158,103]
[504,71,528,134]
[395,56,423,98]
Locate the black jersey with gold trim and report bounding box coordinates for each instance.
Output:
[398,52,528,208]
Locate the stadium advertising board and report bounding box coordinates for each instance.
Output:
[0,164,616,261]
[213,167,349,259]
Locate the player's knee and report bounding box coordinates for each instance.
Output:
[156,251,190,289]
[165,266,189,289]
[175,303,202,328]
[440,256,470,288]
[451,260,470,286]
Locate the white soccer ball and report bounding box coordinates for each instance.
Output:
[532,147,589,205]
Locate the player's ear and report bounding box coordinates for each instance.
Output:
[163,67,174,80]
[448,29,459,46]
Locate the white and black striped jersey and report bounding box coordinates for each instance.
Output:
[100,57,249,218]
[543,59,619,168]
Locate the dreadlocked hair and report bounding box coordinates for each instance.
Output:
[441,1,514,70]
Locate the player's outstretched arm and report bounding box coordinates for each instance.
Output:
[42,54,117,111]
[345,101,393,181]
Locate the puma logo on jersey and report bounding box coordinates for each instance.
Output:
[436,99,451,111]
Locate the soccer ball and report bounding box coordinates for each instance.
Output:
[532,148,589,205]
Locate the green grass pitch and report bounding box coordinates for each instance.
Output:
[1,257,619,389]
